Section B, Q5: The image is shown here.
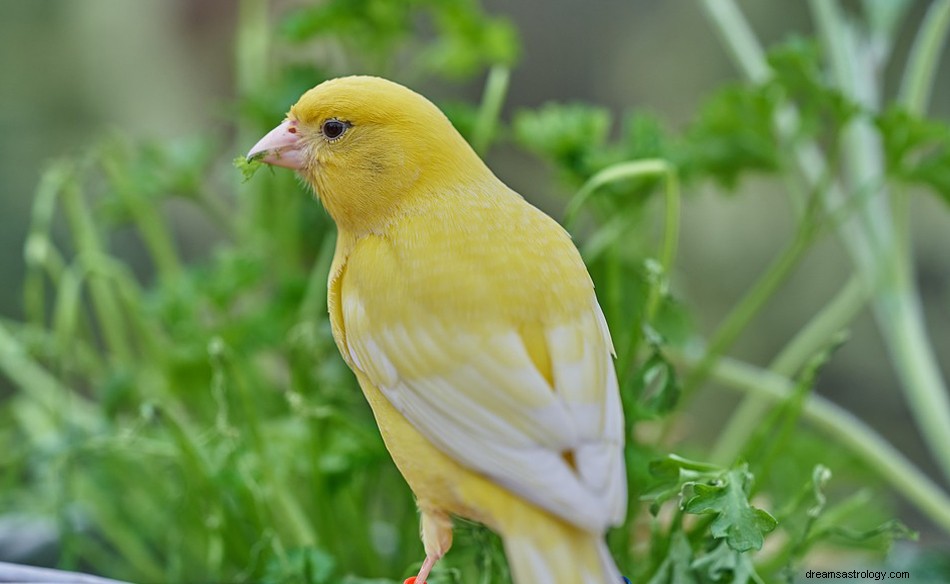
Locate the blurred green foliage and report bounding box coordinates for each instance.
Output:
[2,1,950,583]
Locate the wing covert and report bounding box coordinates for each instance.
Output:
[344,291,627,532]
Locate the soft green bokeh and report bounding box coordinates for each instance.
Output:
[1,1,949,582]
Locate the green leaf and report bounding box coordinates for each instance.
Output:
[805,464,832,519]
[234,153,266,183]
[690,541,765,584]
[513,103,613,176]
[631,350,681,418]
[621,111,669,161]
[683,466,777,552]
[877,105,950,204]
[645,530,697,584]
[649,453,723,476]
[280,0,519,79]
[280,0,411,50]
[421,2,520,77]
[641,455,723,515]
[818,519,917,547]
[766,38,860,137]
[678,85,780,188]
[262,547,336,584]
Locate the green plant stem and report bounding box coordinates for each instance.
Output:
[711,275,868,464]
[471,65,510,154]
[213,341,318,548]
[196,185,239,238]
[0,322,98,426]
[673,350,950,535]
[59,172,131,363]
[899,0,950,115]
[24,166,69,324]
[697,0,770,83]
[699,0,877,272]
[810,0,892,245]
[890,0,950,304]
[236,0,268,105]
[236,0,270,226]
[874,282,950,477]
[649,169,681,322]
[681,218,817,398]
[811,0,950,483]
[101,152,182,281]
[565,159,673,229]
[705,0,950,485]
[298,231,337,322]
[565,160,680,379]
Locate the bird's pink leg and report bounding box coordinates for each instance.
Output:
[406,509,452,584]
[412,555,437,584]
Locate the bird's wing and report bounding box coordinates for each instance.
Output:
[342,291,626,533]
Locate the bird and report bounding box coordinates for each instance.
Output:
[246,76,627,584]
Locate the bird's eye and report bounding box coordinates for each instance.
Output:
[322,119,349,141]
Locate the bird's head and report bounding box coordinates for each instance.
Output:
[247,76,489,234]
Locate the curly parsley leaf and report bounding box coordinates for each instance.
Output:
[683,466,778,552]
[234,152,267,183]
[691,540,765,584]
[877,106,950,205]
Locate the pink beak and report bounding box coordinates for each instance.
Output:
[246,119,306,170]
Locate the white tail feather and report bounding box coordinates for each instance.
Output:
[504,531,622,584]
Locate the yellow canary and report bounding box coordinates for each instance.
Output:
[247,76,626,584]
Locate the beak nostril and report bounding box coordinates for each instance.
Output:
[288,127,297,134]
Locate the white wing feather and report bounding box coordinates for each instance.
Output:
[344,294,626,532]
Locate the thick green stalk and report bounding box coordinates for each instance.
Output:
[697,0,770,83]
[236,0,269,111]
[674,350,950,535]
[810,0,893,245]
[236,0,270,226]
[681,217,818,397]
[711,275,869,464]
[699,0,877,272]
[704,0,950,484]
[874,285,950,479]
[102,156,181,281]
[298,231,338,322]
[0,322,98,425]
[59,173,131,362]
[810,0,950,482]
[899,0,950,114]
[101,152,182,281]
[24,166,68,324]
[892,1,950,295]
[471,65,510,155]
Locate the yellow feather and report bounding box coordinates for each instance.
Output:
[254,75,626,584]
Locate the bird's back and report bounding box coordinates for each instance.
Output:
[342,182,595,330]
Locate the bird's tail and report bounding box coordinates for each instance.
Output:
[502,521,622,584]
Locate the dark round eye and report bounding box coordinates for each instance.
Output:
[322,119,348,140]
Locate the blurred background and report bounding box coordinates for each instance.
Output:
[1,0,948,582]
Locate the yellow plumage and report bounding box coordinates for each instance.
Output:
[247,76,627,584]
